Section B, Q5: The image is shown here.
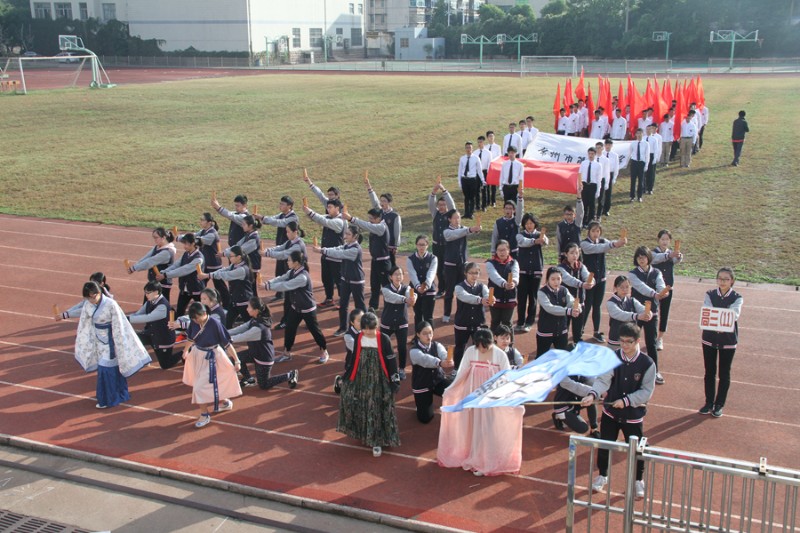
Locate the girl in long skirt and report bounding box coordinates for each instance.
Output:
[437,327,524,476]
[182,302,243,428]
[337,312,400,457]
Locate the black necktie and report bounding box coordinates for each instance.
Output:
[637,142,641,160]
[587,162,592,183]
[507,161,513,184]
[464,156,469,177]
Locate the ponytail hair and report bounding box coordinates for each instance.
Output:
[286,220,305,238]
[242,214,261,230]
[289,249,308,271]
[154,227,175,243]
[89,272,110,294]
[348,224,363,244]
[201,212,219,231]
[248,296,272,327]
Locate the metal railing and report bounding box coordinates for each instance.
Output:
[567,435,800,533]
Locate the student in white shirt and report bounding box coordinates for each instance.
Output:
[590,110,607,139]
[475,135,493,212]
[610,108,627,140]
[628,128,650,202]
[457,141,483,219]
[679,111,698,168]
[499,146,524,203]
[698,105,710,151]
[566,104,580,136]
[484,130,502,208]
[503,122,522,156]
[594,142,610,220]
[579,148,603,227]
[518,119,531,156]
[525,115,539,153]
[557,108,569,135]
[601,139,620,217]
[658,114,673,167]
[644,123,661,195]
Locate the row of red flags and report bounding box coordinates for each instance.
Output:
[552,68,706,142]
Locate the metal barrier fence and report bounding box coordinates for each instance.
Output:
[567,435,800,533]
[94,55,800,74]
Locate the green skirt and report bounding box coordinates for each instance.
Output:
[337,346,400,448]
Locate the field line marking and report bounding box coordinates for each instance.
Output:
[0,215,150,235]
[0,228,151,249]
[0,284,141,306]
[0,263,151,285]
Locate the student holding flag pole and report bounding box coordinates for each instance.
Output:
[126,227,176,303]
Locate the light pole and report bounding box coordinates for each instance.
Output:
[710,30,759,70]
[652,31,671,62]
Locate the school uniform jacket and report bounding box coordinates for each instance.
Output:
[652,247,682,287]
[229,319,274,364]
[580,238,617,282]
[410,340,447,394]
[163,249,204,295]
[381,283,410,329]
[211,262,253,305]
[606,295,645,345]
[701,288,743,349]
[429,191,455,246]
[134,244,176,289]
[443,226,472,266]
[129,295,175,349]
[454,281,488,329]
[406,252,438,295]
[590,348,656,424]
[196,227,222,271]
[516,230,546,277]
[557,261,590,302]
[629,266,666,315]
[486,257,519,306]
[323,243,364,284]
[267,267,316,314]
[537,285,574,337]
[261,210,299,247]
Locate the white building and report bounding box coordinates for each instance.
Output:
[483,0,548,16]
[30,0,366,58]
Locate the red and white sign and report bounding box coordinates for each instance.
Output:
[699,306,736,332]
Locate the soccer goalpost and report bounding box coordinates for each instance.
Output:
[520,56,578,78]
[0,35,114,95]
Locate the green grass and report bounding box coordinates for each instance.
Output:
[1,74,799,284]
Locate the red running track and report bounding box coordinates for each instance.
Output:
[0,214,798,532]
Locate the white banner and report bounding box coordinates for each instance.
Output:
[699,306,736,333]
[526,133,634,170]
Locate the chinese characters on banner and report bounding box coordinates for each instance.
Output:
[527,133,634,169]
[699,306,736,333]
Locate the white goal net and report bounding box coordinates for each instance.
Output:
[520,56,577,78]
[1,54,94,95]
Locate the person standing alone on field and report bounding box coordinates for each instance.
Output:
[731,110,749,167]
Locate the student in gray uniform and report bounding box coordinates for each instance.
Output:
[606,275,651,348]
[263,220,307,330]
[160,233,204,318]
[343,207,391,312]
[579,222,627,343]
[409,321,454,423]
[212,193,249,248]
[317,224,366,336]
[629,246,667,384]
[429,181,456,298]
[57,272,114,320]
[380,265,413,379]
[195,212,230,310]
[257,195,299,303]
[228,296,298,390]
[263,250,329,364]
[199,245,254,328]
[366,177,402,267]
[128,227,176,303]
[453,262,490,370]
[304,199,346,306]
[222,215,262,278]
[129,281,180,369]
[557,242,596,344]
[442,209,482,323]
[406,234,438,332]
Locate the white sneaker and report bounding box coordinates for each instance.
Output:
[372,446,382,457]
[318,350,329,364]
[441,315,450,324]
[634,480,645,500]
[656,338,664,350]
[592,475,608,493]
[655,372,665,385]
[195,413,211,428]
[473,471,484,477]
[214,399,233,412]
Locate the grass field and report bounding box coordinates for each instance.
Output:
[1,73,799,284]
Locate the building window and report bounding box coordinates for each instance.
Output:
[358,3,363,14]
[102,3,116,20]
[309,28,323,48]
[351,28,363,47]
[79,2,88,20]
[33,2,51,19]
[54,2,72,19]
[349,3,354,13]
[292,28,301,48]
[400,38,409,48]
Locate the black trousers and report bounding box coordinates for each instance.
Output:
[321,257,341,301]
[502,184,518,204]
[732,141,744,164]
[698,125,705,150]
[669,140,679,161]
[368,258,391,310]
[431,243,445,294]
[209,276,231,310]
[602,177,614,215]
[414,379,451,424]
[136,331,180,369]
[658,289,673,333]
[582,280,606,333]
[703,345,736,407]
[176,291,200,319]
[284,307,326,352]
[454,325,482,370]
[581,183,597,225]
[382,325,408,368]
[559,404,598,433]
[629,160,645,200]
[645,154,657,193]
[516,274,540,326]
[238,352,292,390]
[461,178,480,218]
[442,263,463,318]
[338,281,366,331]
[596,414,645,480]
[536,332,568,357]
[413,294,435,333]
[275,259,288,296]
[489,306,515,343]
[596,180,606,218]
[638,316,659,369]
[479,169,489,210]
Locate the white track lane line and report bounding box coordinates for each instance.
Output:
[0,228,151,249]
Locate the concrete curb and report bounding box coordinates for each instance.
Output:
[0,434,472,533]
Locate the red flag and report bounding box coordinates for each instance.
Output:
[617,80,626,114]
[487,158,579,195]
[645,79,655,110]
[564,79,574,113]
[688,77,699,108]
[575,67,586,102]
[697,76,706,108]
[628,79,644,137]
[602,77,613,122]
[587,84,595,133]
[662,78,673,107]
[673,80,685,141]
[553,82,561,131]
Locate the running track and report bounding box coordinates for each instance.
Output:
[0,214,798,532]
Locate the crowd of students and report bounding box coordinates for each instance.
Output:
[55,106,743,495]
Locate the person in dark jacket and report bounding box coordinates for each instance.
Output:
[731,110,749,167]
